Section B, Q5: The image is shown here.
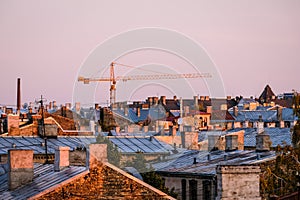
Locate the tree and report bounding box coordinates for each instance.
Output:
[95,135,121,167]
[124,152,178,198]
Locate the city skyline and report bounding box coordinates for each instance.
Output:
[1,1,299,105]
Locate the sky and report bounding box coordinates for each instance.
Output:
[0,0,299,106]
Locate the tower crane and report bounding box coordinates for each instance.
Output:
[78,62,212,106]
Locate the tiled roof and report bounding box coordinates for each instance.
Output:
[0,163,87,200]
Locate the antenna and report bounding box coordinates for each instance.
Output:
[35,95,48,163]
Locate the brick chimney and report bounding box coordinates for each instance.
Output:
[8,149,34,190]
[54,146,70,171]
[216,165,261,200]
[7,114,20,136]
[86,144,108,169]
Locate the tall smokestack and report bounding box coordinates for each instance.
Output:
[17,78,21,114]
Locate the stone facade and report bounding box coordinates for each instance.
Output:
[216,165,261,200]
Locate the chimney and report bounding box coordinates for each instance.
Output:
[257,115,264,134]
[256,133,271,152]
[7,114,20,136]
[8,149,33,190]
[249,102,257,111]
[124,106,129,116]
[49,102,53,110]
[143,126,149,132]
[17,78,21,114]
[160,96,166,105]
[136,107,141,117]
[280,121,285,128]
[86,144,108,169]
[220,104,227,111]
[225,135,238,151]
[65,103,72,110]
[194,96,198,108]
[206,106,212,114]
[148,97,153,106]
[169,126,177,136]
[54,146,70,171]
[181,130,198,149]
[184,106,190,116]
[208,134,220,151]
[53,101,57,109]
[277,107,283,121]
[216,165,261,200]
[243,120,249,128]
[233,106,238,117]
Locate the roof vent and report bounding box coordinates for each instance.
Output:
[193,157,197,164]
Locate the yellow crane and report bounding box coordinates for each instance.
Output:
[78,62,212,106]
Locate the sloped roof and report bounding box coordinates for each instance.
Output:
[0,163,87,200]
[230,110,277,122]
[108,136,173,154]
[0,136,97,155]
[0,135,173,155]
[152,149,276,175]
[259,85,276,103]
[228,127,292,147]
[211,110,235,122]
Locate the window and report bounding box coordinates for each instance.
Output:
[181,179,186,200]
[189,180,198,200]
[203,180,211,200]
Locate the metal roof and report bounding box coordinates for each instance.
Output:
[0,135,173,155]
[0,163,87,200]
[153,149,276,176]
[108,136,173,154]
[0,136,97,155]
[228,127,292,147]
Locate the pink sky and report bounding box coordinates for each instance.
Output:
[0,0,299,105]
